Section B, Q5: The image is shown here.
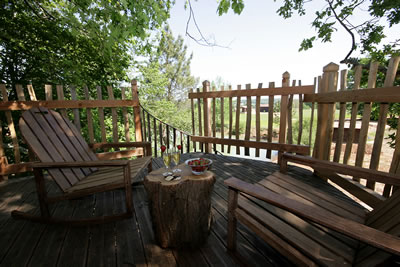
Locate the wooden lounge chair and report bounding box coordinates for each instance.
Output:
[225,153,400,266]
[11,107,152,225]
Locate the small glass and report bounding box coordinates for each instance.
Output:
[162,149,171,169]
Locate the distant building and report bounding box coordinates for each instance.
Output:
[240,104,269,113]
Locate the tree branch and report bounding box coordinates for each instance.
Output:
[185,0,231,48]
[327,0,357,63]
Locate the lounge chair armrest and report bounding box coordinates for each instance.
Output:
[280,153,400,186]
[90,142,151,150]
[90,142,152,157]
[224,177,400,256]
[32,160,130,169]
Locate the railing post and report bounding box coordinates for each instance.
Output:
[131,79,143,142]
[314,63,339,161]
[278,72,290,164]
[203,80,212,153]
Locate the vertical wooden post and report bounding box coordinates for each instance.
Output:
[333,70,348,163]
[97,86,107,143]
[147,113,151,152]
[220,86,225,153]
[197,88,203,152]
[190,89,196,151]
[343,65,362,165]
[255,83,262,157]
[315,63,339,161]
[142,109,147,142]
[244,83,252,156]
[203,80,212,153]
[278,72,290,164]
[70,86,81,132]
[287,80,295,145]
[235,85,242,155]
[297,80,303,145]
[227,188,238,251]
[356,62,378,169]
[84,86,95,144]
[308,78,317,149]
[106,86,119,143]
[121,87,131,142]
[228,85,233,153]
[131,80,143,142]
[212,86,216,153]
[56,85,68,117]
[267,82,275,159]
[153,117,157,157]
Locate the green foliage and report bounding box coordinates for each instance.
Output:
[148,26,198,101]
[0,0,172,92]
[137,26,197,134]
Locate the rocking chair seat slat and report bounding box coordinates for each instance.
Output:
[66,157,151,193]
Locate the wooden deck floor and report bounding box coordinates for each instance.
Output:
[0,153,363,267]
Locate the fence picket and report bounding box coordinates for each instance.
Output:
[121,87,131,142]
[267,82,275,159]
[70,86,81,132]
[369,56,400,190]
[244,83,252,156]
[333,70,348,163]
[255,83,262,157]
[228,85,233,153]
[56,85,68,117]
[287,80,295,144]
[83,86,95,144]
[220,85,225,153]
[355,62,378,170]
[297,80,303,145]
[344,65,362,165]
[197,88,203,152]
[235,84,242,155]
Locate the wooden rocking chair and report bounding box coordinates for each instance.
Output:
[225,153,400,266]
[11,107,152,225]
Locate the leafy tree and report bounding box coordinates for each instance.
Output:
[137,27,197,133]
[149,26,198,101]
[0,0,172,92]
[216,0,400,62]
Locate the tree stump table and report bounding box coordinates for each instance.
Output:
[143,163,215,248]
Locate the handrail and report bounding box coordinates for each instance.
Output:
[140,104,194,157]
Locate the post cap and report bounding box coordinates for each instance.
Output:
[323,62,339,72]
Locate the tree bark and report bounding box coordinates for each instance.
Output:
[144,164,215,248]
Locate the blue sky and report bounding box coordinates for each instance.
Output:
[167,0,399,88]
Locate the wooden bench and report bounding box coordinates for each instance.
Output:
[225,153,400,266]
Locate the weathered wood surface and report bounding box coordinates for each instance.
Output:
[144,163,215,248]
[0,153,367,266]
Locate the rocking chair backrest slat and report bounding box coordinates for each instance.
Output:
[20,108,98,191]
[40,107,98,172]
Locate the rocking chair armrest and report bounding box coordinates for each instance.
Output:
[280,153,400,186]
[32,160,130,169]
[224,177,400,256]
[90,142,151,150]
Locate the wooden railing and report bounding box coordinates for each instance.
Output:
[0,81,147,180]
[140,105,192,158]
[189,56,400,198]
[188,73,315,160]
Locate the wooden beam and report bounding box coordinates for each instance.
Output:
[191,136,310,155]
[188,85,314,99]
[0,100,138,110]
[304,86,400,103]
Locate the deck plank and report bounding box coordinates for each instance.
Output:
[0,153,369,266]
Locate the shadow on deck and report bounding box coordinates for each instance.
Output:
[0,153,362,266]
